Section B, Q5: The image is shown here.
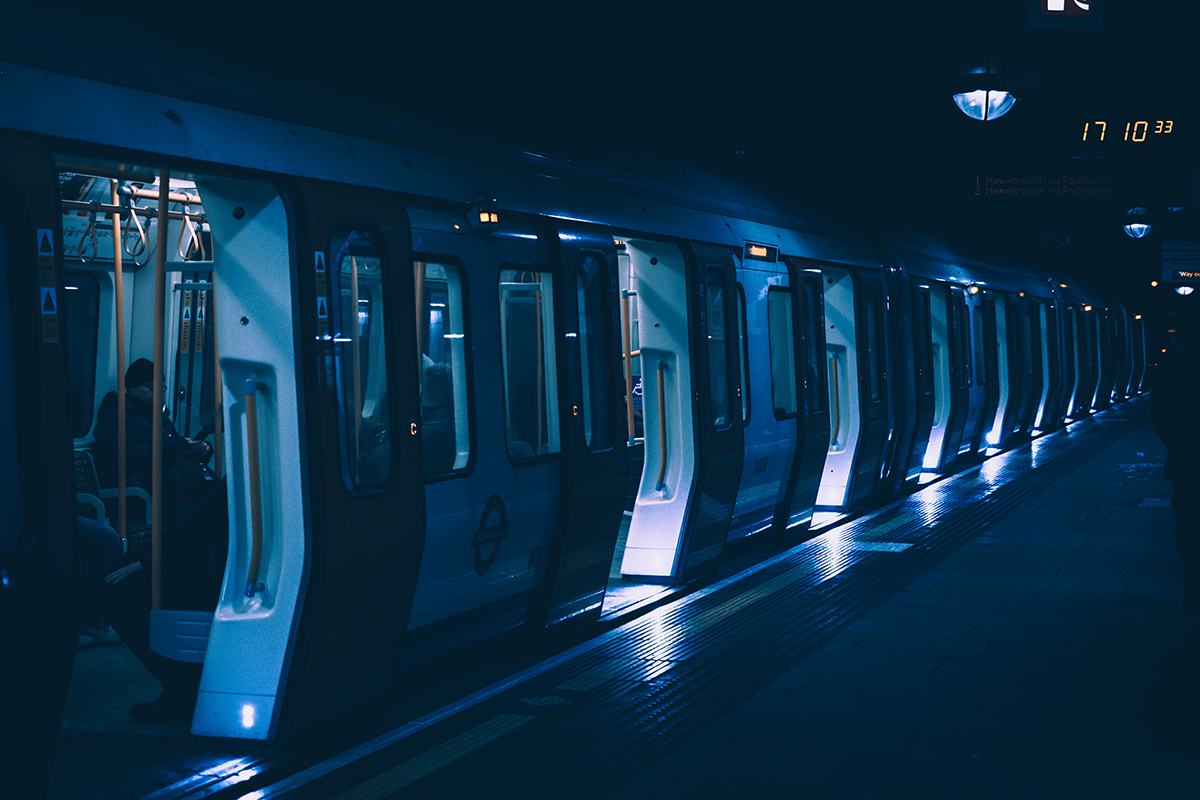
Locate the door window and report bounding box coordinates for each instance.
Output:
[416,260,470,476]
[705,267,731,428]
[576,252,612,451]
[499,267,560,461]
[331,230,391,491]
[768,286,798,419]
[62,272,100,438]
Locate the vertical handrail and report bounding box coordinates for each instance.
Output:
[349,255,362,482]
[829,355,840,448]
[151,172,169,610]
[109,180,128,540]
[621,291,635,443]
[655,363,667,491]
[244,379,264,596]
[212,288,223,480]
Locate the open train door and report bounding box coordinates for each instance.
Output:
[191,178,424,746]
[0,136,77,796]
[532,224,626,633]
[274,181,424,744]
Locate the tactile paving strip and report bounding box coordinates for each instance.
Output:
[250,402,1146,800]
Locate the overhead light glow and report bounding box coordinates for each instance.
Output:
[1124,207,1152,239]
[1151,281,1159,287]
[1176,286,1194,296]
[953,89,1015,121]
[241,704,256,729]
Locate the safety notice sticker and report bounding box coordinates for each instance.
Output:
[37,228,58,342]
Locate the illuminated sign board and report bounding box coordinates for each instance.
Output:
[1029,0,1102,28]
[1081,119,1176,144]
[1163,242,1200,283]
[743,243,778,263]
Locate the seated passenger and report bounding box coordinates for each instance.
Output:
[96,478,228,723]
[94,358,215,526]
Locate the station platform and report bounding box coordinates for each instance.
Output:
[57,396,1200,799]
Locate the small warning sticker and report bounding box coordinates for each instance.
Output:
[41,287,59,343]
[41,287,57,314]
[195,292,206,353]
[37,228,54,257]
[315,251,326,272]
[317,297,328,318]
[315,251,329,336]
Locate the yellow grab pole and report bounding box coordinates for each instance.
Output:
[655,364,667,491]
[109,180,127,540]
[151,171,169,610]
[212,290,223,480]
[349,255,362,481]
[829,356,840,448]
[621,293,634,442]
[244,380,263,596]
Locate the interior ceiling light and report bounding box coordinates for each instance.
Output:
[952,61,1021,121]
[1123,207,1152,239]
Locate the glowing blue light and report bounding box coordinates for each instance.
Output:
[953,89,1015,121]
[1124,207,1152,239]
[240,704,256,729]
[1176,286,1194,296]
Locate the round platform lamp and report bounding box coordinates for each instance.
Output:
[952,65,1016,121]
[1123,207,1153,239]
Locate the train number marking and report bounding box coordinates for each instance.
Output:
[752,456,769,475]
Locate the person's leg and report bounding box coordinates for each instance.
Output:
[75,516,122,636]
[94,562,202,720]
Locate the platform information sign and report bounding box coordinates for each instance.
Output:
[1163,242,1200,283]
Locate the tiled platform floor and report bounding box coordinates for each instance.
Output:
[637,413,1200,799]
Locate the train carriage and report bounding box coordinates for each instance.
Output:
[0,55,1145,794]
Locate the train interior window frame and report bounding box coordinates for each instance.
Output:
[767,285,799,420]
[704,266,732,430]
[498,264,561,463]
[737,281,750,425]
[330,227,393,493]
[416,256,473,478]
[576,250,614,452]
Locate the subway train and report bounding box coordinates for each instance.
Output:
[0,57,1147,771]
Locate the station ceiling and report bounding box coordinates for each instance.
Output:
[14,1,1199,306]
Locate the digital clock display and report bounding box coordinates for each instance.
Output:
[1082,119,1175,142]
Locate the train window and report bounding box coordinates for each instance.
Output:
[863,284,883,403]
[63,272,100,439]
[917,289,934,396]
[768,287,798,419]
[803,281,824,414]
[331,230,391,491]
[576,252,612,451]
[416,260,470,476]
[705,268,731,429]
[737,282,750,424]
[499,267,560,461]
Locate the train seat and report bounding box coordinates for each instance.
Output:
[73,450,151,527]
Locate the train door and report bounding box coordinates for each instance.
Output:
[206,179,425,744]
[1112,311,1131,403]
[816,265,861,508]
[402,209,559,660]
[1063,306,1083,418]
[620,240,742,583]
[0,137,77,797]
[728,252,794,542]
[977,293,1004,452]
[960,291,988,457]
[530,224,625,634]
[1038,302,1063,431]
[849,269,890,508]
[775,264,830,536]
[1130,313,1147,394]
[1011,298,1036,438]
[903,281,935,483]
[923,282,951,472]
[939,286,973,469]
